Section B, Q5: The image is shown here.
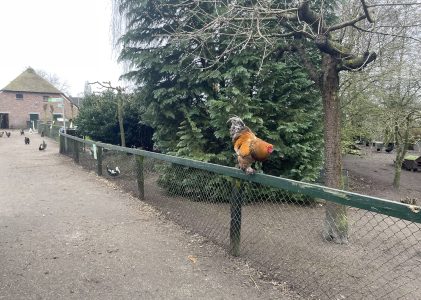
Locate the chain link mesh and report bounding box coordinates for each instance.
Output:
[61,136,421,299]
[37,123,61,141]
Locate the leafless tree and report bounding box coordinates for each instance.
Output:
[342,3,421,190]
[36,69,71,95]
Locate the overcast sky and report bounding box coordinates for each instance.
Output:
[0,0,123,96]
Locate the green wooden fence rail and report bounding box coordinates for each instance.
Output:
[60,132,421,224]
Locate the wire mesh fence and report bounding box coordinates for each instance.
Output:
[59,133,421,299]
[37,123,62,141]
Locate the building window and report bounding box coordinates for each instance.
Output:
[16,93,23,100]
[53,113,63,121]
[43,96,49,102]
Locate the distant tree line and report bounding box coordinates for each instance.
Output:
[75,90,154,150]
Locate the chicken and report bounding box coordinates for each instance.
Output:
[24,137,30,144]
[106,166,121,176]
[6,131,11,138]
[227,116,273,175]
[0,132,4,137]
[20,129,25,135]
[39,140,47,151]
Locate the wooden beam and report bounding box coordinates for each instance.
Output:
[60,133,421,223]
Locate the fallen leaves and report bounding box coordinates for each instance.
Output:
[187,255,197,264]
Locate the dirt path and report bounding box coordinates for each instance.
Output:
[75,140,421,299]
[344,147,421,202]
[0,130,296,300]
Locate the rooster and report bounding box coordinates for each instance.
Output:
[24,137,30,144]
[6,131,11,138]
[20,129,25,135]
[227,116,274,175]
[39,140,47,151]
[106,166,121,177]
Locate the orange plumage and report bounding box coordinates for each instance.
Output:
[228,117,273,174]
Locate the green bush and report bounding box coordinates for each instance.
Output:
[75,91,154,149]
[157,164,315,205]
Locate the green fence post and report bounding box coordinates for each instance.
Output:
[73,140,79,163]
[97,146,103,176]
[59,134,64,154]
[64,136,68,153]
[136,155,145,200]
[230,179,243,257]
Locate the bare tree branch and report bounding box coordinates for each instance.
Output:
[294,42,322,87]
[360,0,375,23]
[326,14,367,32]
[353,25,421,43]
[368,2,421,7]
[338,51,377,71]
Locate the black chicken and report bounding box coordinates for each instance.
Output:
[39,140,47,151]
[24,137,30,144]
[20,129,25,135]
[106,166,121,176]
[6,131,11,138]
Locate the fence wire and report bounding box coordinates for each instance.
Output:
[38,123,61,141]
[60,135,421,300]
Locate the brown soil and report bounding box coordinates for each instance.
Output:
[17,132,420,299]
[343,146,421,203]
[75,144,421,300]
[0,130,299,300]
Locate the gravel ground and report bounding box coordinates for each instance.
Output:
[0,130,298,300]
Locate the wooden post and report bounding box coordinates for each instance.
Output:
[59,135,64,154]
[97,146,103,176]
[64,136,69,153]
[230,179,243,257]
[136,155,145,200]
[73,140,79,163]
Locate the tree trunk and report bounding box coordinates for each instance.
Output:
[393,117,410,189]
[393,156,403,189]
[117,92,126,147]
[321,54,348,244]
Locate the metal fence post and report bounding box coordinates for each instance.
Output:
[73,140,79,163]
[97,146,103,176]
[136,155,145,200]
[230,179,243,257]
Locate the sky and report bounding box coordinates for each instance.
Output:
[0,0,124,96]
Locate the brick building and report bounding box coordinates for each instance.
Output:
[0,67,79,129]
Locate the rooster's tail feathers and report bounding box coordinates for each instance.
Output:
[227,116,246,139]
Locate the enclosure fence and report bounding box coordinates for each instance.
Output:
[58,132,421,299]
[37,123,62,141]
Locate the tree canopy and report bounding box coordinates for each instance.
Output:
[75,90,154,149]
[112,0,324,180]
